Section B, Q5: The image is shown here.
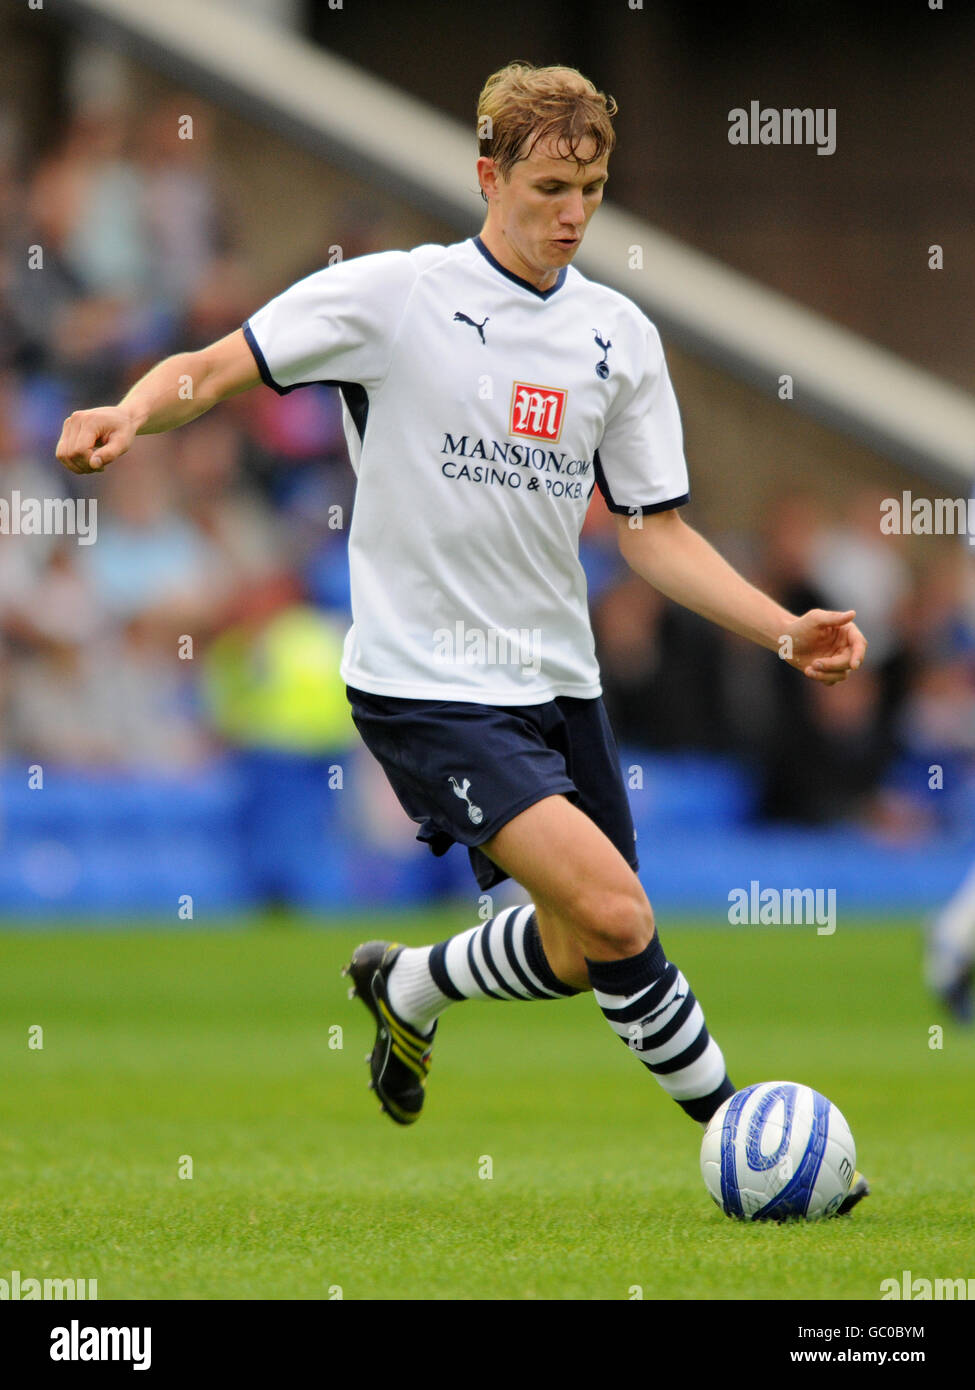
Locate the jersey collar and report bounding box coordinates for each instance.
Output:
[472,236,567,300]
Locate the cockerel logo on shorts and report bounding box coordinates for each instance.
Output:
[509,381,567,443]
[448,775,483,825]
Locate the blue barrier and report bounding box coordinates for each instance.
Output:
[0,763,251,916]
[0,755,971,918]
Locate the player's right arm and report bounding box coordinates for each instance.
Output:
[56,328,261,475]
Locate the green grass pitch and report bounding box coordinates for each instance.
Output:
[1,912,972,1301]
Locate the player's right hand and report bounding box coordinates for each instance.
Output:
[56,407,138,474]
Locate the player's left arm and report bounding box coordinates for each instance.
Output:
[615,508,867,684]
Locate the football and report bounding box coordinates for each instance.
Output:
[700,1081,856,1221]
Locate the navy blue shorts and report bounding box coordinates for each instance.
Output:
[346,685,639,891]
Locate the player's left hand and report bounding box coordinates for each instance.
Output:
[781,609,867,685]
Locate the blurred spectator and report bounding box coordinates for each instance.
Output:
[2,538,210,768]
[138,96,227,309]
[78,435,223,636]
[201,575,360,904]
[809,486,913,668]
[175,411,283,603]
[890,544,975,831]
[592,571,729,751]
[33,111,150,298]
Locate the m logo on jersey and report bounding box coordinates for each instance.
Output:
[509,382,567,443]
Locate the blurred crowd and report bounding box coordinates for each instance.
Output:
[1,91,973,846]
[0,95,363,773]
[586,488,975,836]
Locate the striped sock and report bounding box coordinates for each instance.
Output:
[387,905,580,1033]
[587,934,735,1123]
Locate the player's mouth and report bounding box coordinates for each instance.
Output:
[552,236,579,249]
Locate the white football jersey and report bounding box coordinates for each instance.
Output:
[243,237,689,704]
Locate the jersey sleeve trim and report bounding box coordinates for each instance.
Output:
[593,449,690,515]
[242,320,293,396]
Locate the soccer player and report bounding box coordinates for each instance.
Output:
[927,860,975,1023]
[924,501,975,1025]
[57,63,869,1206]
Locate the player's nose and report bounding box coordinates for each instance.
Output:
[559,193,586,226]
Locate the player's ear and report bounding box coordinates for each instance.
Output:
[476,156,499,202]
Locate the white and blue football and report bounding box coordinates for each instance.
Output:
[700,1081,856,1221]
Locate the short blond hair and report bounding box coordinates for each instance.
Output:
[476,61,617,182]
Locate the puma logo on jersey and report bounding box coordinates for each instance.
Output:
[448,775,484,824]
[454,312,489,344]
[593,329,612,379]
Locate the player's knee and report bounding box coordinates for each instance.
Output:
[571,883,654,960]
